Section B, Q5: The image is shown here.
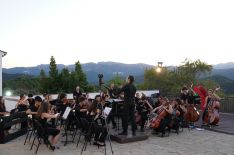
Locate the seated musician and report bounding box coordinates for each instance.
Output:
[168,99,186,131]
[55,93,69,115]
[16,94,29,112]
[152,98,173,136]
[27,94,35,110]
[37,101,60,149]
[86,95,107,146]
[136,93,153,132]
[0,96,11,135]
[26,96,42,118]
[101,94,117,129]
[107,83,118,99]
[74,95,89,118]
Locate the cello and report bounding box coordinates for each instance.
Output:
[150,101,169,129]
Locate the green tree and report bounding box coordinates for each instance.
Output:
[59,68,70,93]
[48,56,59,93]
[49,56,58,79]
[141,59,213,96]
[108,74,124,86]
[39,69,50,93]
[73,61,88,91]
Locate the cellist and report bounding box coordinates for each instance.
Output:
[152,98,173,136]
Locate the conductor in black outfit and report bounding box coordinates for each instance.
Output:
[116,75,137,136]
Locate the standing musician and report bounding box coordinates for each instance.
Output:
[73,86,83,103]
[202,88,221,126]
[116,75,137,136]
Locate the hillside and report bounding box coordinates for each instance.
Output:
[3,62,153,83]
[202,75,234,94]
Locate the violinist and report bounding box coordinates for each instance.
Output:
[37,101,60,149]
[26,96,42,118]
[74,95,89,118]
[86,95,107,146]
[16,94,29,112]
[152,98,173,136]
[136,93,153,132]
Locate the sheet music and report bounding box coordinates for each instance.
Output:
[62,107,71,119]
[104,107,112,116]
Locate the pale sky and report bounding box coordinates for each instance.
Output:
[1,0,234,68]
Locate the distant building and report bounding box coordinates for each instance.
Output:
[0,50,7,96]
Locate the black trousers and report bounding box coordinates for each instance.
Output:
[121,104,136,133]
[140,111,148,129]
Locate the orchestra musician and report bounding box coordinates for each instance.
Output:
[86,95,107,146]
[202,88,221,126]
[152,98,173,136]
[136,93,153,132]
[37,101,60,149]
[73,86,83,103]
[0,96,11,135]
[16,94,29,112]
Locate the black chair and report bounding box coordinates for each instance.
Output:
[76,117,93,148]
[30,119,54,154]
[24,117,35,145]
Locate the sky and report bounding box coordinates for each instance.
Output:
[0,0,234,68]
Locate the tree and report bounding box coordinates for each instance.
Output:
[108,74,124,86]
[48,56,59,93]
[141,59,213,96]
[49,56,58,79]
[73,61,88,91]
[59,68,70,93]
[39,69,50,93]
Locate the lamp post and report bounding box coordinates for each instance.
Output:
[156,62,163,73]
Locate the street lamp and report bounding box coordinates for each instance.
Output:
[156,62,163,73]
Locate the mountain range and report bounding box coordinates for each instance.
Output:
[2,61,234,83]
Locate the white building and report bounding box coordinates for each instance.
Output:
[0,50,7,96]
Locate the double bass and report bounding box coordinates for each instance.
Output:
[184,104,200,122]
[203,99,220,125]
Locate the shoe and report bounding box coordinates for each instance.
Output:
[93,141,105,147]
[49,145,55,151]
[118,131,127,135]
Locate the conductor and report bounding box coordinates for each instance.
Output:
[116,75,137,136]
